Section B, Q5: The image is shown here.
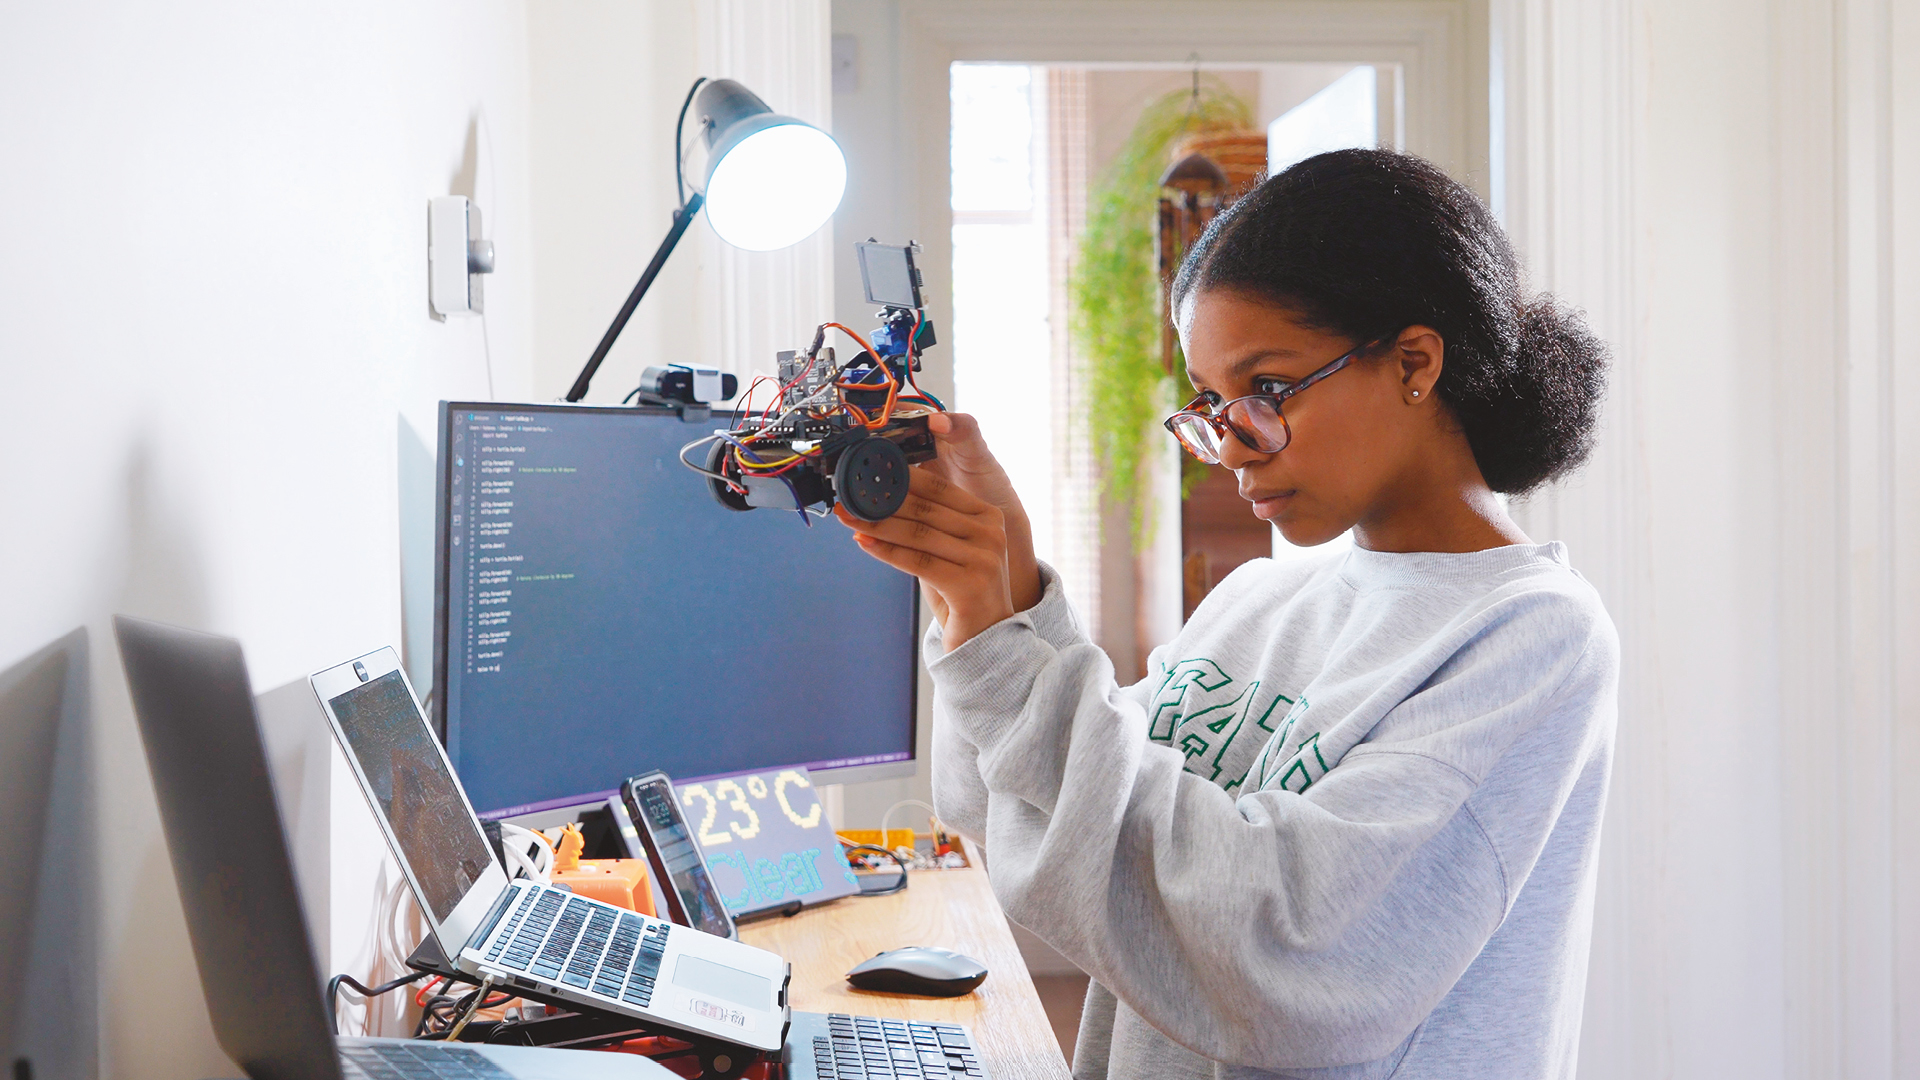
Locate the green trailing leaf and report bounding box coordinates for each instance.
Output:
[1072,83,1253,548]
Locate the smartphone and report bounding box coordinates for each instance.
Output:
[619,771,737,940]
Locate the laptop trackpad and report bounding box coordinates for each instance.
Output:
[673,954,771,1009]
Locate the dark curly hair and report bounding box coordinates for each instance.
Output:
[1170,148,1608,496]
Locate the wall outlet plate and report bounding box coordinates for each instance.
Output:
[429,195,488,317]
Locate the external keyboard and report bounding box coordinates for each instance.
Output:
[341,1009,987,1079]
[481,885,668,1009]
[791,1011,987,1080]
[339,1042,512,1079]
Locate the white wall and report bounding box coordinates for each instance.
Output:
[0,4,861,1067]
[527,0,835,406]
[0,2,533,1074]
[1500,0,1920,1075]
[527,0,701,403]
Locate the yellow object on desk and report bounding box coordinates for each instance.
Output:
[738,838,1069,1080]
[835,828,917,850]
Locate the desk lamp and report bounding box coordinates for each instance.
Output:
[565,77,847,402]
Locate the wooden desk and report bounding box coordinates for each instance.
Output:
[738,850,1070,1080]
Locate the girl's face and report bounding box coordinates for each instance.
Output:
[1176,289,1443,548]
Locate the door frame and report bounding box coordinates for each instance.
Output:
[883,0,1490,413]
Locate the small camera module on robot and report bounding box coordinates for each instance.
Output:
[681,240,946,523]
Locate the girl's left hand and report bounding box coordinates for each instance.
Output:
[835,467,1015,650]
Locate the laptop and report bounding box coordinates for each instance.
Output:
[308,647,790,1057]
[1,629,92,1080]
[112,614,663,1079]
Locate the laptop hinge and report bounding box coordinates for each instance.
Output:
[467,881,521,951]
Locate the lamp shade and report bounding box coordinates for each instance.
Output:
[695,79,847,251]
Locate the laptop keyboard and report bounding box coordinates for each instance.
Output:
[339,1042,512,1079]
[480,885,670,1010]
[804,1013,985,1080]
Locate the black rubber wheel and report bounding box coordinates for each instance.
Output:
[705,438,753,512]
[833,435,910,521]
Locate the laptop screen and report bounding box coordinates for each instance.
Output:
[328,671,495,923]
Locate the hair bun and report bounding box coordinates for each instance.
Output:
[1462,295,1608,494]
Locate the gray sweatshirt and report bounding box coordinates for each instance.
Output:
[924,542,1617,1079]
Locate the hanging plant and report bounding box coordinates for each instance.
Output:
[1072,82,1253,546]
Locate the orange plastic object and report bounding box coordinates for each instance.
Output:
[552,856,656,916]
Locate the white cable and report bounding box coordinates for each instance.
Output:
[378,872,415,973]
[499,842,541,884]
[678,432,738,486]
[444,975,495,1043]
[478,107,498,400]
[498,822,554,884]
[337,869,421,1038]
[878,800,951,871]
[880,799,942,843]
[480,308,496,399]
[509,823,555,881]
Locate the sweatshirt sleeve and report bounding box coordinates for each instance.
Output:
[928,562,1149,846]
[927,587,1610,1069]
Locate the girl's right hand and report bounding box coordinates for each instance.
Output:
[918,412,1043,613]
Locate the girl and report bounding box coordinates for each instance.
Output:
[838,149,1615,1080]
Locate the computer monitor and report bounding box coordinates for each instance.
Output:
[432,401,920,819]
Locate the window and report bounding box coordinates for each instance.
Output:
[950,65,1057,562]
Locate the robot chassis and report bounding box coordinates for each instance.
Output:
[682,308,940,523]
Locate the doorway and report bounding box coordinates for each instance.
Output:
[827,1,1487,1033]
[944,61,1387,682]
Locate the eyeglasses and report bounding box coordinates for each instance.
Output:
[1163,335,1387,464]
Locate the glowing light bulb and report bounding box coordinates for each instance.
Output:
[703,123,848,251]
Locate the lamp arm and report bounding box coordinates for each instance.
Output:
[564,192,704,403]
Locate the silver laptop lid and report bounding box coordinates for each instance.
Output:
[115,616,344,1080]
[311,647,509,958]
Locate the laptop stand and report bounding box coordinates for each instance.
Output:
[404,934,776,1079]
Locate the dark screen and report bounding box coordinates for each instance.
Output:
[329,671,495,923]
[438,405,918,818]
[630,779,734,938]
[857,243,919,308]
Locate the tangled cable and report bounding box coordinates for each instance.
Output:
[677,317,943,521]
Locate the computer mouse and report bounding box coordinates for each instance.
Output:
[845,946,989,997]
